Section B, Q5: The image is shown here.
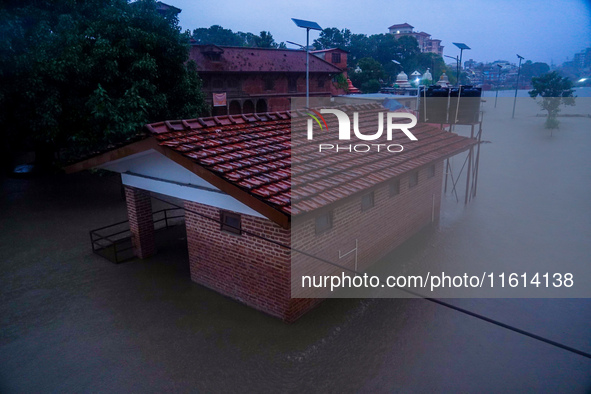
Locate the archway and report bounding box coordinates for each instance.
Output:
[256,99,268,114]
[243,100,254,114]
[229,100,242,115]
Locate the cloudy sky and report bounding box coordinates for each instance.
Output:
[168,0,591,66]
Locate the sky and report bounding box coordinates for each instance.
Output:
[167,0,591,66]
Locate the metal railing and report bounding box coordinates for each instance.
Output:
[89,208,185,264]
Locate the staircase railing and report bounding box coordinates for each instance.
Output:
[89,208,185,264]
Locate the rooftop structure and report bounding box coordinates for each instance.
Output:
[310,47,360,93]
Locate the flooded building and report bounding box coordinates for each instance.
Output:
[67,104,477,321]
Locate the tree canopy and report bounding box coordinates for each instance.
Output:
[529,71,575,130]
[313,27,352,50]
[521,60,551,82]
[349,58,385,93]
[313,27,449,86]
[192,26,286,49]
[0,0,208,165]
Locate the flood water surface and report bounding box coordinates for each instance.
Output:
[0,96,590,392]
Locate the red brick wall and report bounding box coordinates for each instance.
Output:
[268,97,291,112]
[201,73,339,97]
[291,162,444,298]
[183,161,443,320]
[124,186,155,259]
[184,202,319,322]
[314,50,348,74]
[201,73,344,114]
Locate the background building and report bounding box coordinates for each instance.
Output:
[310,48,349,76]
[388,23,444,56]
[189,45,345,116]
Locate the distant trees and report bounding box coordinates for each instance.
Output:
[192,25,245,46]
[0,0,208,167]
[521,61,550,82]
[313,27,352,50]
[313,27,450,90]
[192,26,286,48]
[256,31,282,48]
[407,52,446,83]
[529,72,575,131]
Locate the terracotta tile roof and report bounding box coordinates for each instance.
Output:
[389,23,414,29]
[310,48,349,54]
[145,104,478,218]
[189,45,342,74]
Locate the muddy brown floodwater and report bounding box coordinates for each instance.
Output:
[1,93,590,392]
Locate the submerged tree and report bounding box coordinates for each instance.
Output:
[529,72,575,132]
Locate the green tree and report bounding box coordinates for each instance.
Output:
[347,33,371,66]
[528,71,575,132]
[350,57,384,93]
[312,27,445,85]
[192,25,245,46]
[193,26,284,48]
[396,36,420,63]
[361,79,381,93]
[255,31,279,48]
[313,28,352,50]
[407,52,446,82]
[521,60,550,82]
[0,0,208,167]
[332,73,349,92]
[447,69,471,85]
[368,34,400,67]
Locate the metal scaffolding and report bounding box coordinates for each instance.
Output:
[443,113,484,205]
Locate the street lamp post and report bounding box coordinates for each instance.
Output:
[453,42,471,86]
[444,54,459,85]
[291,18,322,108]
[495,64,503,108]
[512,54,524,119]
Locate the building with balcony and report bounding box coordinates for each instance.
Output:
[388,23,444,56]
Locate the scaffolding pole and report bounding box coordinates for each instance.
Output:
[443,114,483,205]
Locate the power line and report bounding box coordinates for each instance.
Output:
[107,176,591,360]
